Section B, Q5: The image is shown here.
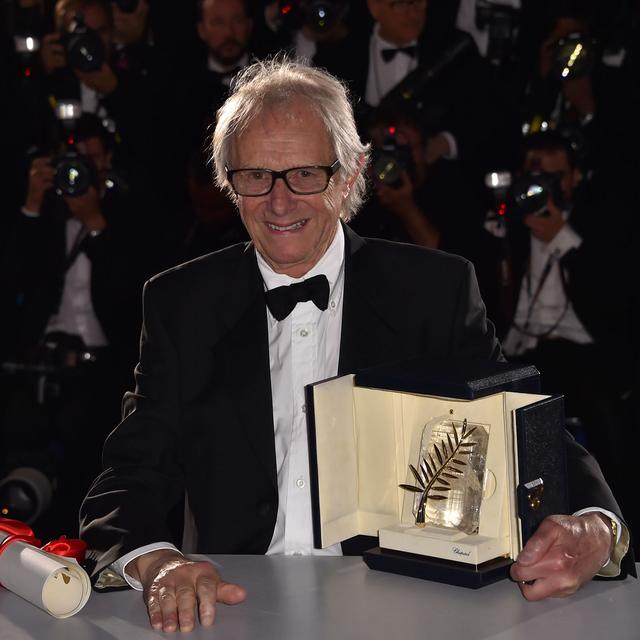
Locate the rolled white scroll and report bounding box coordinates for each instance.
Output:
[0,539,91,618]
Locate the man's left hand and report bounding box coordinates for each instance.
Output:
[374,172,415,216]
[76,63,118,95]
[510,513,613,601]
[524,197,565,244]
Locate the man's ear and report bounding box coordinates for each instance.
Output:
[572,166,582,187]
[196,21,206,43]
[343,153,366,198]
[367,0,381,22]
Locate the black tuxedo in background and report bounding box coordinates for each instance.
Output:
[489,192,636,548]
[79,226,633,578]
[315,28,507,172]
[0,190,157,538]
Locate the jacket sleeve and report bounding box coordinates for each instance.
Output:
[79,276,185,578]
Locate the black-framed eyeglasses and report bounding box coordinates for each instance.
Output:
[226,160,341,196]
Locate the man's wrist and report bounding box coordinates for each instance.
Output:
[131,548,184,584]
[22,204,42,217]
[593,512,617,559]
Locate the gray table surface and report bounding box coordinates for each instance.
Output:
[0,556,638,639]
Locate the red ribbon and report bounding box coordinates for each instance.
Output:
[0,518,40,554]
[41,536,87,564]
[0,518,86,564]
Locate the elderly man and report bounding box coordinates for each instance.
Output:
[79,60,632,633]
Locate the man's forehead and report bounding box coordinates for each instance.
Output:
[238,98,326,137]
[202,0,248,17]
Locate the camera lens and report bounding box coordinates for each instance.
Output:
[552,33,595,80]
[373,153,403,186]
[305,1,339,33]
[510,172,553,217]
[54,153,93,197]
[0,468,53,524]
[65,18,106,72]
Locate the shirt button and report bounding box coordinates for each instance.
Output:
[296,477,306,489]
[299,328,309,337]
[329,300,336,310]
[301,404,307,413]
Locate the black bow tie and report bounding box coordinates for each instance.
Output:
[264,275,330,321]
[381,45,417,62]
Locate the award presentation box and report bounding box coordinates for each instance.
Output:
[305,358,569,588]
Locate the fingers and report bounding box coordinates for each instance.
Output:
[41,33,65,73]
[517,572,579,601]
[217,580,247,605]
[196,575,218,627]
[143,558,244,631]
[26,158,55,208]
[510,514,611,601]
[516,517,562,567]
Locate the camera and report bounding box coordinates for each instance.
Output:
[277,0,348,34]
[483,169,564,222]
[509,170,564,218]
[551,32,596,80]
[50,102,97,198]
[475,0,519,68]
[61,13,106,72]
[0,467,54,524]
[371,127,414,189]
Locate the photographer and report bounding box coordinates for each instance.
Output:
[350,105,495,300]
[0,113,151,537]
[16,0,156,175]
[521,6,635,173]
[323,1,503,164]
[262,0,355,63]
[496,132,633,514]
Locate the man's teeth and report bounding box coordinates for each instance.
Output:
[267,220,306,231]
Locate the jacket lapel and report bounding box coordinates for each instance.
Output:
[338,225,406,375]
[214,245,277,489]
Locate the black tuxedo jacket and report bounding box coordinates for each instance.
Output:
[315,28,504,171]
[79,226,633,577]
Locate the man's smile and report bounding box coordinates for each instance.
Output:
[265,219,309,233]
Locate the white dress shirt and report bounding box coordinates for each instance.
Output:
[112,223,345,588]
[44,217,108,348]
[503,223,593,356]
[365,23,418,108]
[207,52,249,87]
[365,24,457,159]
[260,222,344,556]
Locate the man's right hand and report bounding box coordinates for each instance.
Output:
[130,549,247,632]
[24,157,55,213]
[41,33,66,74]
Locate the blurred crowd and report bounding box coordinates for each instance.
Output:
[0,0,637,551]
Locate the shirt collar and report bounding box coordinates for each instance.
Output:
[257,221,345,295]
[207,52,249,74]
[372,22,418,56]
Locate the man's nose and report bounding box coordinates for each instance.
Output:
[268,176,294,215]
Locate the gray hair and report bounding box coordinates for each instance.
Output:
[211,58,370,220]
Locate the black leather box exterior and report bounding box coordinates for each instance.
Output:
[355,358,540,399]
[515,396,569,543]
